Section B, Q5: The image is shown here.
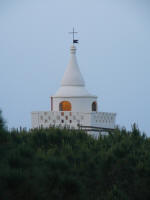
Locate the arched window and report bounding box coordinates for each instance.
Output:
[59,101,72,111]
[92,101,97,111]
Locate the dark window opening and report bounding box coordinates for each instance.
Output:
[92,101,97,111]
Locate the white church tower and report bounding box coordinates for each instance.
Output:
[52,45,97,113]
[31,35,116,132]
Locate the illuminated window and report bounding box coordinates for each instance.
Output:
[92,101,97,111]
[59,101,72,111]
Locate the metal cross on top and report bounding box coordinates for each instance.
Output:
[69,28,79,44]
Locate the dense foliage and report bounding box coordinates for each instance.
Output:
[0,112,150,199]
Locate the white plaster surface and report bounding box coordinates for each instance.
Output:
[52,97,97,112]
[54,86,96,97]
[31,111,116,130]
[61,45,85,87]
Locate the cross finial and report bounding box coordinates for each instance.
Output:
[69,28,79,44]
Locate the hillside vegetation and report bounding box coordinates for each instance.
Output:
[0,112,150,200]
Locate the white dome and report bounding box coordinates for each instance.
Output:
[53,45,96,98]
[61,45,85,87]
[54,86,96,97]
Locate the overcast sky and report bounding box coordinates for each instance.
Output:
[0,0,150,135]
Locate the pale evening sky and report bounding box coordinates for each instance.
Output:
[0,0,150,135]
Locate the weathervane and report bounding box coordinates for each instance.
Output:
[69,28,79,44]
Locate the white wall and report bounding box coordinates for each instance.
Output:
[31,111,116,130]
[31,111,91,129]
[91,112,116,129]
[52,97,97,112]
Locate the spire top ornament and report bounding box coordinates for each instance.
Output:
[69,28,79,44]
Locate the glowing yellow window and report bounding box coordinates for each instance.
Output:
[59,101,72,111]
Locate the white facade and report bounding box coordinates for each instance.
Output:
[31,111,116,130]
[52,97,97,113]
[31,45,116,132]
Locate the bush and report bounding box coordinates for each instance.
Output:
[0,123,150,200]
